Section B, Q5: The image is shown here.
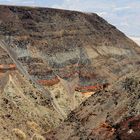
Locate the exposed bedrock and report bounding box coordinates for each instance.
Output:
[45,75,140,140]
[0,5,140,139]
[0,5,140,92]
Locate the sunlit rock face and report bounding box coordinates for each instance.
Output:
[0,5,140,93]
[130,37,140,46]
[45,74,140,140]
[0,5,140,140]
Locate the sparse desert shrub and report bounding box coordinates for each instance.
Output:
[31,133,45,140]
[122,77,140,93]
[27,121,40,132]
[12,128,26,140]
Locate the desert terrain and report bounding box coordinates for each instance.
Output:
[130,37,140,46]
[0,5,139,140]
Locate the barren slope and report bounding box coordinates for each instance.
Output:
[0,70,62,139]
[46,71,140,140]
[0,5,140,93]
[130,37,140,46]
[0,5,140,140]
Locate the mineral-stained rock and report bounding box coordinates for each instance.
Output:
[0,5,140,139]
[0,5,140,92]
[45,73,140,140]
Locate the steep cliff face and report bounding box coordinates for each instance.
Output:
[0,5,140,93]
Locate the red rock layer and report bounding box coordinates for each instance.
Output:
[0,63,108,93]
[0,64,16,71]
[76,83,109,93]
[38,77,60,86]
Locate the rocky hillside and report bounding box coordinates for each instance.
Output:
[130,37,140,46]
[0,5,140,139]
[0,5,140,92]
[0,71,62,139]
[46,71,140,140]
